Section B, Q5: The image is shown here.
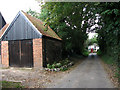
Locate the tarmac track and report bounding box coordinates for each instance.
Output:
[48,53,114,88]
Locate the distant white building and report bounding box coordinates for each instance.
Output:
[88,43,99,52]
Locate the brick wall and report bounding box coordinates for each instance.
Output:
[1,41,9,67]
[33,38,43,68]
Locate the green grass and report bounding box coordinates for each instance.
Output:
[101,55,114,65]
[0,81,24,88]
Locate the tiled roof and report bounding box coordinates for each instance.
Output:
[22,11,62,40]
[0,24,9,38]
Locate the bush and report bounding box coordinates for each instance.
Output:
[63,58,70,65]
[46,58,73,71]
[55,63,62,68]
[47,64,52,69]
[60,67,68,71]
[101,55,114,65]
[97,50,102,56]
[82,49,89,57]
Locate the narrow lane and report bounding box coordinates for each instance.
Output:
[48,53,114,88]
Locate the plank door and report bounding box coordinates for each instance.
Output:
[21,40,33,67]
[9,41,20,67]
[9,40,33,67]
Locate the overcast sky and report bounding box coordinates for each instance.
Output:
[88,32,97,39]
[0,0,40,23]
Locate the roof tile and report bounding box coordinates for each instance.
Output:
[0,24,9,37]
[22,11,61,40]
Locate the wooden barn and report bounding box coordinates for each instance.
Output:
[0,12,6,54]
[1,11,62,68]
[0,12,6,30]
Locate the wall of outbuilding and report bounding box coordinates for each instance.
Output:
[42,37,62,67]
[1,12,62,68]
[0,13,6,30]
[2,13,42,41]
[33,38,43,68]
[1,41,9,67]
[1,38,43,68]
[1,37,62,68]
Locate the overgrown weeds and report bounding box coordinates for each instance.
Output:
[46,58,74,71]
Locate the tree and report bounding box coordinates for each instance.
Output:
[27,9,40,19]
[27,2,120,84]
[38,2,99,56]
[95,2,120,84]
[95,2,120,58]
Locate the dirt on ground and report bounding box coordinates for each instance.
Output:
[1,56,84,88]
[100,59,119,88]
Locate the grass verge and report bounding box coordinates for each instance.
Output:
[0,81,24,88]
[100,55,119,87]
[101,55,115,65]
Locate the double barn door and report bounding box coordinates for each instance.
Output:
[9,40,33,67]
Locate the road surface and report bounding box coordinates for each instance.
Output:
[47,53,114,88]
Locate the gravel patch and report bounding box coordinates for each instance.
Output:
[1,57,83,88]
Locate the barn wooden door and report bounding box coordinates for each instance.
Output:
[9,40,33,67]
[9,41,20,67]
[21,40,33,67]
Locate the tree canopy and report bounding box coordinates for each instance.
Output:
[95,2,120,62]
[27,2,120,85]
[38,2,100,56]
[27,2,120,59]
